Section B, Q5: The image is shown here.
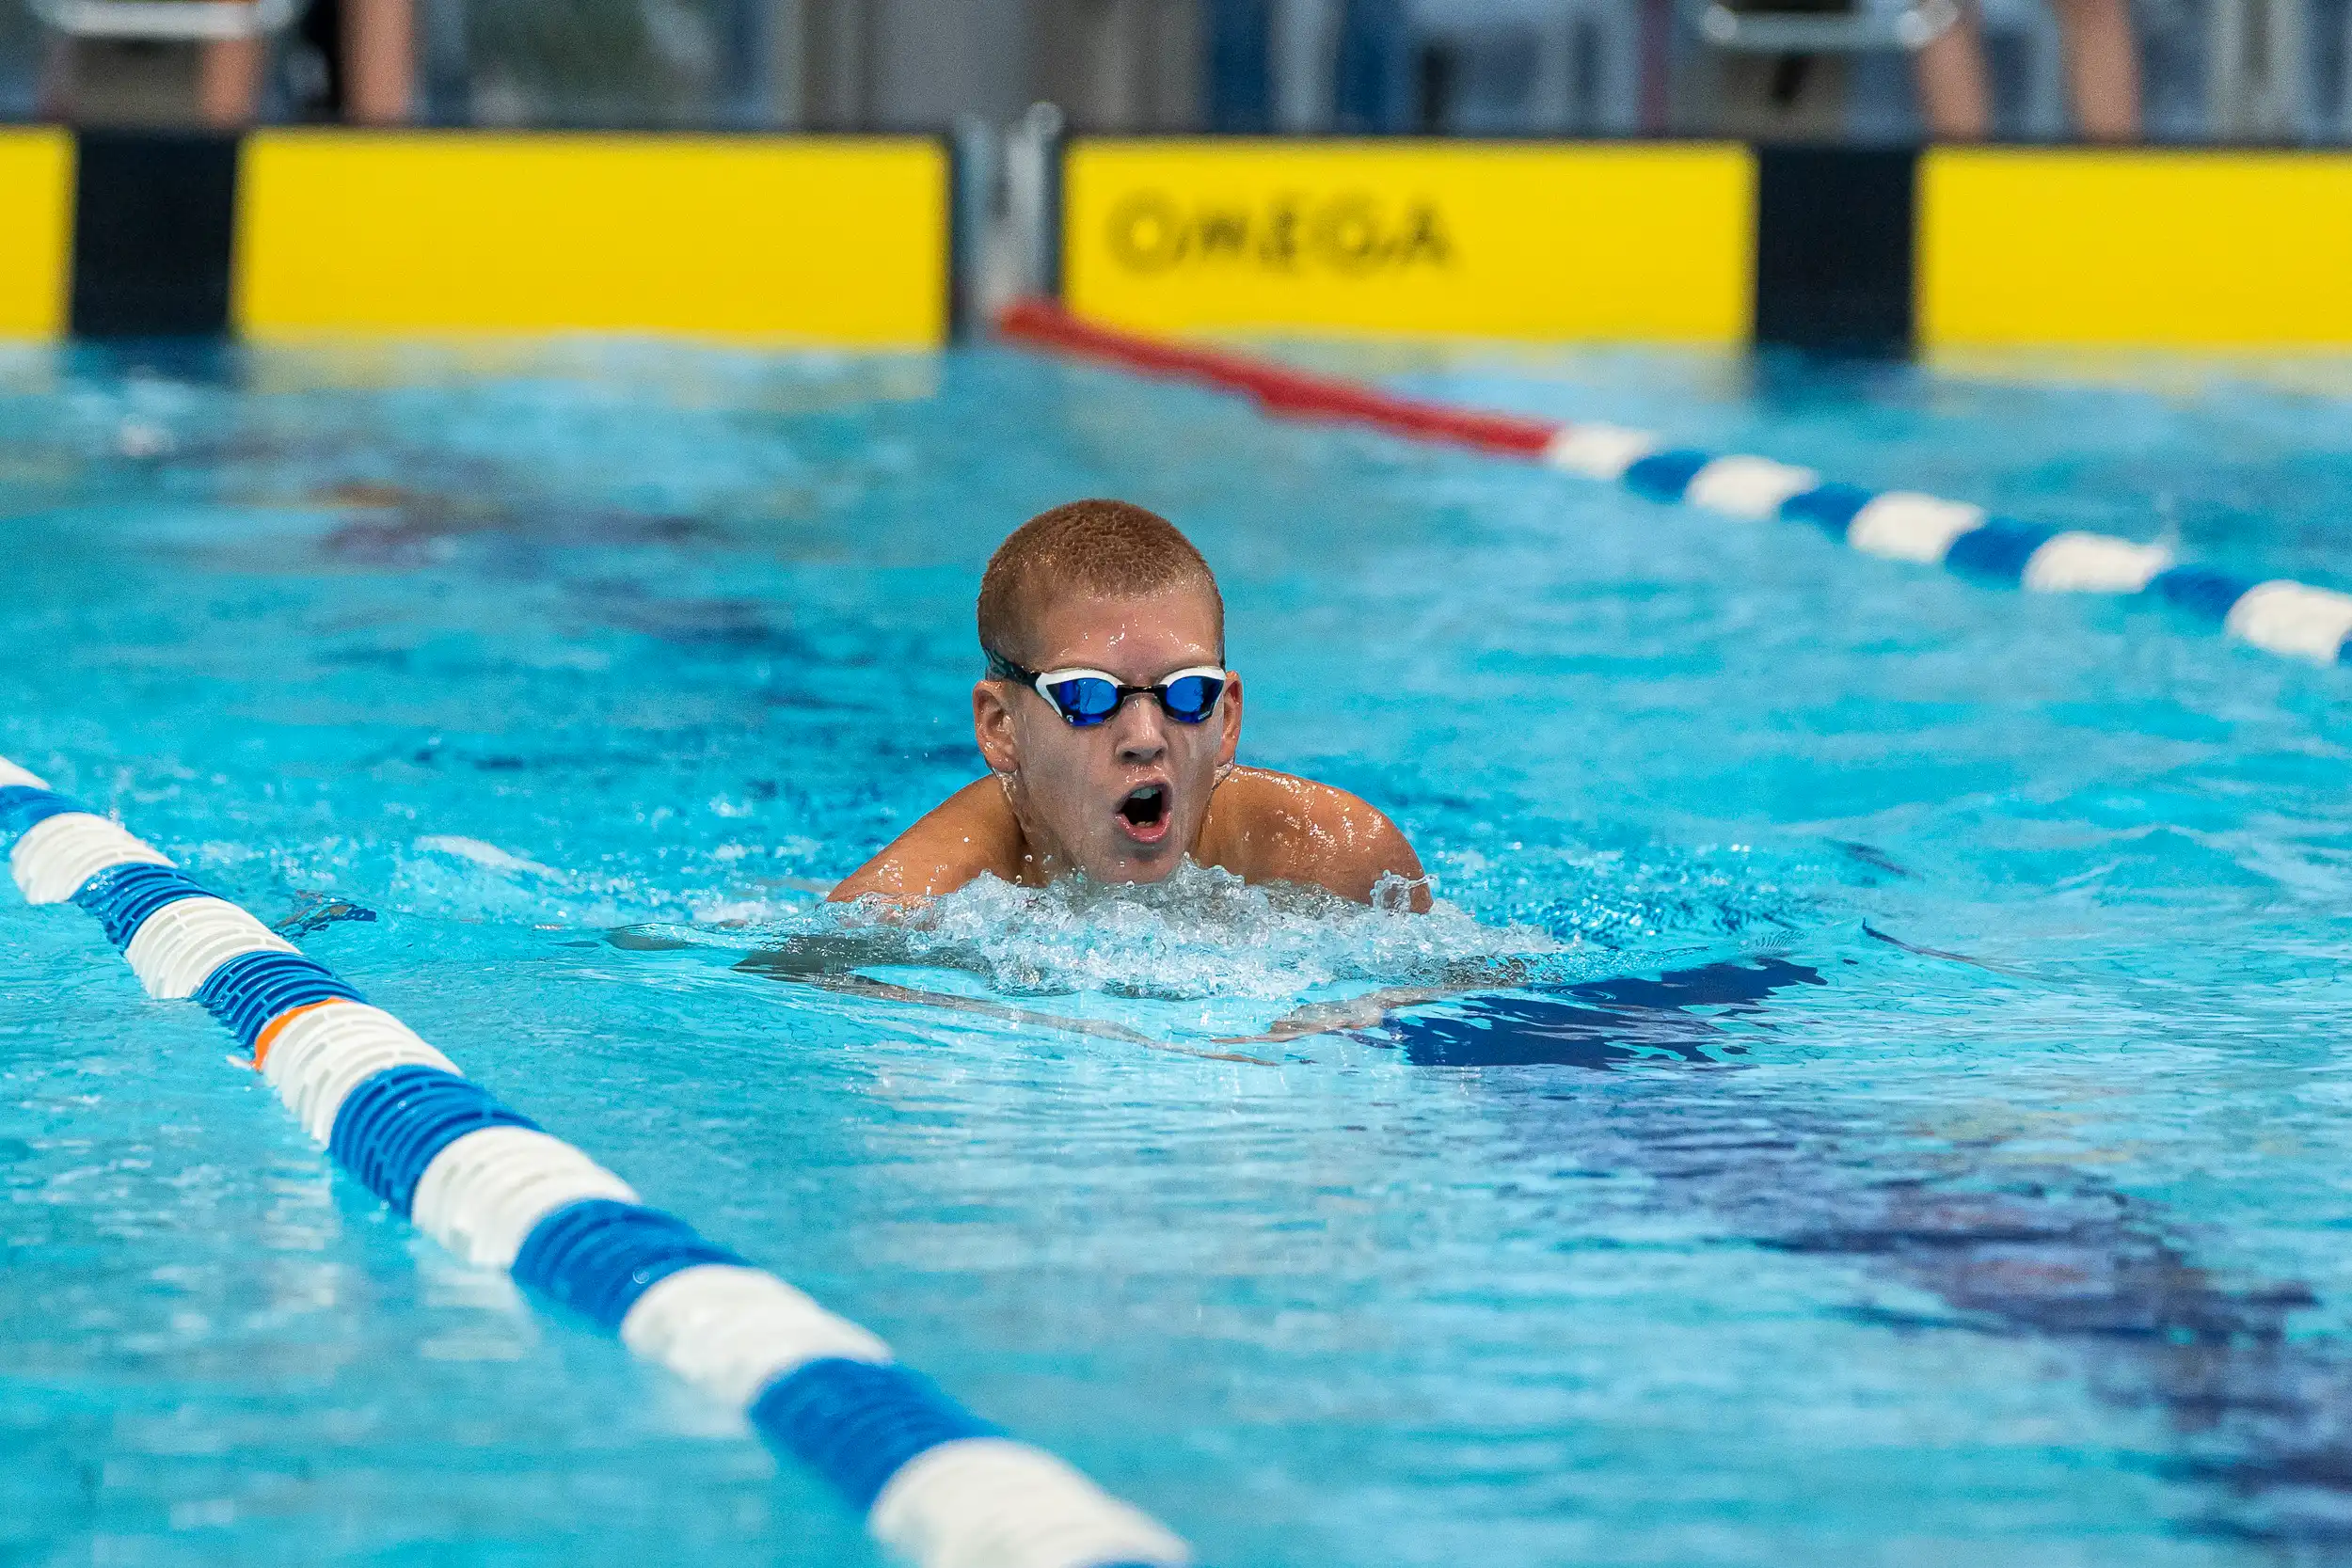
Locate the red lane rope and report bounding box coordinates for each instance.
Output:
[996,299,1564,459]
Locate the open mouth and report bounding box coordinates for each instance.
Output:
[1116,783,1169,840]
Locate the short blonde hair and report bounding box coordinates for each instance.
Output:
[977,499,1224,664]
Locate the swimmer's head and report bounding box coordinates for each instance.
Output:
[973,499,1241,886]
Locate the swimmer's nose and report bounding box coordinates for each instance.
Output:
[1108,695,1168,764]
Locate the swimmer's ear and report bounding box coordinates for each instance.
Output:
[1216,672,1242,768]
[973,678,1020,773]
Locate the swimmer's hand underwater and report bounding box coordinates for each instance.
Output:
[831,499,1427,911]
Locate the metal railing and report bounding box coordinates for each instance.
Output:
[1692,0,1961,52]
[31,0,299,40]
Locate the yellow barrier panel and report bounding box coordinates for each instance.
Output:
[0,130,73,340]
[235,133,948,345]
[1064,139,1753,342]
[1920,149,2352,348]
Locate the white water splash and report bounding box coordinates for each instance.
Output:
[643,859,1565,1002]
[413,834,567,879]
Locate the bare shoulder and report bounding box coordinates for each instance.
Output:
[1199,767,1426,907]
[829,778,1025,905]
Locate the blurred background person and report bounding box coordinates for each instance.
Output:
[1914,0,2140,137]
[203,0,413,125]
[29,0,407,128]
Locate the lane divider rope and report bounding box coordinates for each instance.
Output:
[997,299,2352,670]
[0,755,1190,1568]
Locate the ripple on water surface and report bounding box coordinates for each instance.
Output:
[4,342,2352,1566]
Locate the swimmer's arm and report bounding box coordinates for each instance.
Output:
[829,778,1024,906]
[1200,768,1430,910]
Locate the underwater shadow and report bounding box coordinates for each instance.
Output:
[1377,955,2352,1543]
[1365,958,1824,1069]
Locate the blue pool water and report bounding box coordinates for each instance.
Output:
[4,337,2352,1567]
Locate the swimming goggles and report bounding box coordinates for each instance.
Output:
[986,649,1228,728]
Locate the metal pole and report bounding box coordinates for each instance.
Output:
[1271,0,1337,129]
[1006,99,1064,300]
[765,0,805,126]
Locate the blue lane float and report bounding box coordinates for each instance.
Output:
[1539,424,2352,665]
[0,753,1193,1568]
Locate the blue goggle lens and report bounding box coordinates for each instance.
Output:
[1044,677,1122,724]
[1160,675,1222,722]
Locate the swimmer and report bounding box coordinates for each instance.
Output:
[832,499,1428,910]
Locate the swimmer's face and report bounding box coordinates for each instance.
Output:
[973,584,1240,886]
